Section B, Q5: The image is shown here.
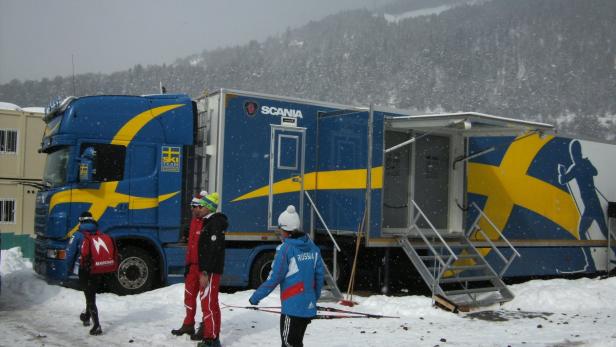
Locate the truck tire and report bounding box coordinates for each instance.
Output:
[110,246,156,295]
[249,251,275,289]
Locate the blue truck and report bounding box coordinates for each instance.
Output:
[34,89,616,307]
[34,90,363,294]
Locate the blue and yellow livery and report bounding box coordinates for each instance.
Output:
[34,89,616,296]
[35,94,195,294]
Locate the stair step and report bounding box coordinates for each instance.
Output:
[444,286,501,296]
[428,264,488,272]
[419,255,450,262]
[439,275,496,284]
[456,253,482,259]
[397,231,515,308]
[419,255,444,260]
[419,253,481,262]
[449,264,488,270]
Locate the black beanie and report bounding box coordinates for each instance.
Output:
[78,211,97,225]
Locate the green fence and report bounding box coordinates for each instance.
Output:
[1,233,35,259]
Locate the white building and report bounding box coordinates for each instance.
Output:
[0,102,46,259]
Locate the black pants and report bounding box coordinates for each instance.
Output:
[279,314,311,347]
[79,270,103,325]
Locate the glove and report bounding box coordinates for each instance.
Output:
[249,296,258,306]
[184,265,190,278]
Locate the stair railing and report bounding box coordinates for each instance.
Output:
[410,199,458,270]
[304,190,343,300]
[467,202,521,276]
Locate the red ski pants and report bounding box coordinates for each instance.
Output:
[200,273,222,339]
[182,264,202,325]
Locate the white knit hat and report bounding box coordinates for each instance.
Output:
[278,205,300,232]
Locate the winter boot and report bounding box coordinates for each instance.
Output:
[190,322,204,340]
[89,324,102,335]
[79,310,91,326]
[171,323,195,336]
[197,339,215,347]
[89,308,102,335]
[197,337,221,347]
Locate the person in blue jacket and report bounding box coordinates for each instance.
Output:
[249,205,324,347]
[65,211,104,335]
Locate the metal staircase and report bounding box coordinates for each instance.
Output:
[304,191,344,301]
[397,200,520,309]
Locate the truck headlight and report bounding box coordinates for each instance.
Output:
[46,249,66,259]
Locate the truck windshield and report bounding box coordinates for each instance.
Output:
[43,147,70,187]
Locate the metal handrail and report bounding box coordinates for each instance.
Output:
[304,191,341,252]
[468,202,521,276]
[470,202,521,258]
[410,199,458,263]
[435,254,456,282]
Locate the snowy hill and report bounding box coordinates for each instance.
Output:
[2,247,616,346]
[1,0,616,141]
[382,5,455,23]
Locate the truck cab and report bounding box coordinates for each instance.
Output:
[34,94,196,294]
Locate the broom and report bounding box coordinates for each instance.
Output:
[339,209,366,307]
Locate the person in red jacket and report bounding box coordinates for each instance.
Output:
[65,212,108,336]
[196,192,228,347]
[172,191,208,339]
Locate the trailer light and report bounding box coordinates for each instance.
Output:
[47,249,66,259]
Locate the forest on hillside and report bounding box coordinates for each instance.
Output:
[1,0,615,140]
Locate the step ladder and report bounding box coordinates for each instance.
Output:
[305,191,344,301]
[397,200,519,309]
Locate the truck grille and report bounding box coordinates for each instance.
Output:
[34,237,48,276]
[34,204,48,236]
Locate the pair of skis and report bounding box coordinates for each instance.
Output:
[222,303,398,319]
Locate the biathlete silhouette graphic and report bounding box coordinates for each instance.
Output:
[558,140,614,271]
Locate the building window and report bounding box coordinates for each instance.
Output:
[0,129,18,154]
[0,199,16,224]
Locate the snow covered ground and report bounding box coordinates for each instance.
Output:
[2,247,616,347]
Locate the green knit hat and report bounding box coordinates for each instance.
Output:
[201,192,219,211]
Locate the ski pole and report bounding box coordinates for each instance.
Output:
[595,186,609,203]
[316,305,399,319]
[221,303,281,314]
[314,313,396,320]
[222,303,398,319]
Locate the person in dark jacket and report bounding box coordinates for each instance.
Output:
[249,205,325,347]
[196,192,228,347]
[172,191,207,339]
[65,211,104,336]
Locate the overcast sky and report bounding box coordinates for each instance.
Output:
[0,0,393,84]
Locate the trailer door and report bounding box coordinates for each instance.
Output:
[315,110,371,233]
[268,125,306,230]
[384,112,554,235]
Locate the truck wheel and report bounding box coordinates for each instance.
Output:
[110,246,156,295]
[249,252,275,289]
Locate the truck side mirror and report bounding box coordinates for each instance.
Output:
[79,147,97,183]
